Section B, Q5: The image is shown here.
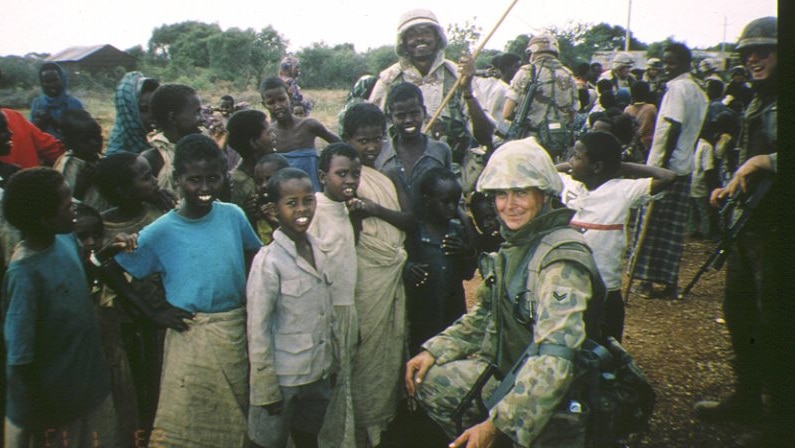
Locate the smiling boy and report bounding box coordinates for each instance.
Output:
[247,168,334,448]
[259,77,339,192]
[375,82,452,217]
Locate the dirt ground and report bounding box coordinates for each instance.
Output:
[463,237,752,448]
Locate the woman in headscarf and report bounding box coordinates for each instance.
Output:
[106,71,160,155]
[29,62,84,139]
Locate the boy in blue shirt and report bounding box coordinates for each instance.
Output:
[2,168,118,447]
[106,134,262,446]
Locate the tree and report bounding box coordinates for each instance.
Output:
[147,21,222,69]
[505,34,530,63]
[364,45,398,76]
[445,19,482,60]
[297,43,368,89]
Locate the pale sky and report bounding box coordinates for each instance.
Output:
[0,0,777,57]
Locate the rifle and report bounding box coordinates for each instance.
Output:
[504,65,539,141]
[680,174,774,298]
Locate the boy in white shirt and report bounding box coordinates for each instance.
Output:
[557,131,675,341]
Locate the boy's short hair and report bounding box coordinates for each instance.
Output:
[664,43,692,66]
[318,142,360,172]
[419,166,458,197]
[226,109,268,157]
[386,82,424,114]
[93,152,140,206]
[256,153,290,171]
[579,131,622,175]
[341,103,387,140]
[220,94,234,103]
[266,167,311,204]
[610,113,637,145]
[60,109,101,148]
[630,80,650,103]
[173,134,227,177]
[2,167,65,233]
[74,203,103,229]
[259,76,288,95]
[150,83,197,129]
[596,79,614,94]
[706,79,725,101]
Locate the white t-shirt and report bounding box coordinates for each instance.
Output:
[646,73,708,175]
[690,138,715,198]
[560,173,653,290]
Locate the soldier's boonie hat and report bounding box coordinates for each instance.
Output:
[396,9,448,51]
[612,52,634,69]
[476,138,563,195]
[526,34,559,56]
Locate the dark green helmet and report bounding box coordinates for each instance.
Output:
[736,16,777,50]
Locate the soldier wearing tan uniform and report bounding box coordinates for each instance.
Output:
[405,138,605,447]
[502,35,578,161]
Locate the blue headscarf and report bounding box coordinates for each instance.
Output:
[106,71,159,155]
[29,62,84,138]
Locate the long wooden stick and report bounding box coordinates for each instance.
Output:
[423,0,521,133]
[623,202,654,304]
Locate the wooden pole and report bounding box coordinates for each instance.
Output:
[423,0,521,134]
[624,202,654,304]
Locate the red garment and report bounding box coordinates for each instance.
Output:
[1,108,64,168]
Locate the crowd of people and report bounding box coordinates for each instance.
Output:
[0,9,784,448]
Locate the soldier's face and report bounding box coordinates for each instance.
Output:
[742,46,776,81]
[494,187,545,231]
[404,25,439,61]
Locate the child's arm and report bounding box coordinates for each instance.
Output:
[309,119,341,144]
[555,162,572,173]
[72,163,95,201]
[246,250,285,411]
[95,259,193,331]
[618,162,676,196]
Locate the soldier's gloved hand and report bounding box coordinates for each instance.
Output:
[405,350,436,398]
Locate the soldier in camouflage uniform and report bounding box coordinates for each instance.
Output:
[405,139,603,447]
[502,34,578,160]
[369,9,493,166]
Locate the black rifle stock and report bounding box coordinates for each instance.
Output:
[505,67,538,142]
[681,175,774,297]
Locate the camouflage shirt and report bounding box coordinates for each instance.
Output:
[506,55,578,132]
[423,208,593,446]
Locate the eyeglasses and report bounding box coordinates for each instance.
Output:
[739,46,775,62]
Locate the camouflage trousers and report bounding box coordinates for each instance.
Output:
[417,358,588,448]
[416,358,499,439]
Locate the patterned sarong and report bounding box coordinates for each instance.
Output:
[630,175,692,285]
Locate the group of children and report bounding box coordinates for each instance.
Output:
[1,59,684,448]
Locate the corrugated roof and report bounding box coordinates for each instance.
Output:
[46,45,108,62]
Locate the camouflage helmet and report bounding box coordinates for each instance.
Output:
[730,65,747,77]
[612,52,634,69]
[526,34,559,56]
[698,58,719,74]
[737,16,777,50]
[646,57,662,70]
[476,137,563,195]
[396,9,448,57]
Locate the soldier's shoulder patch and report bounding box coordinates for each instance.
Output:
[550,286,573,307]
